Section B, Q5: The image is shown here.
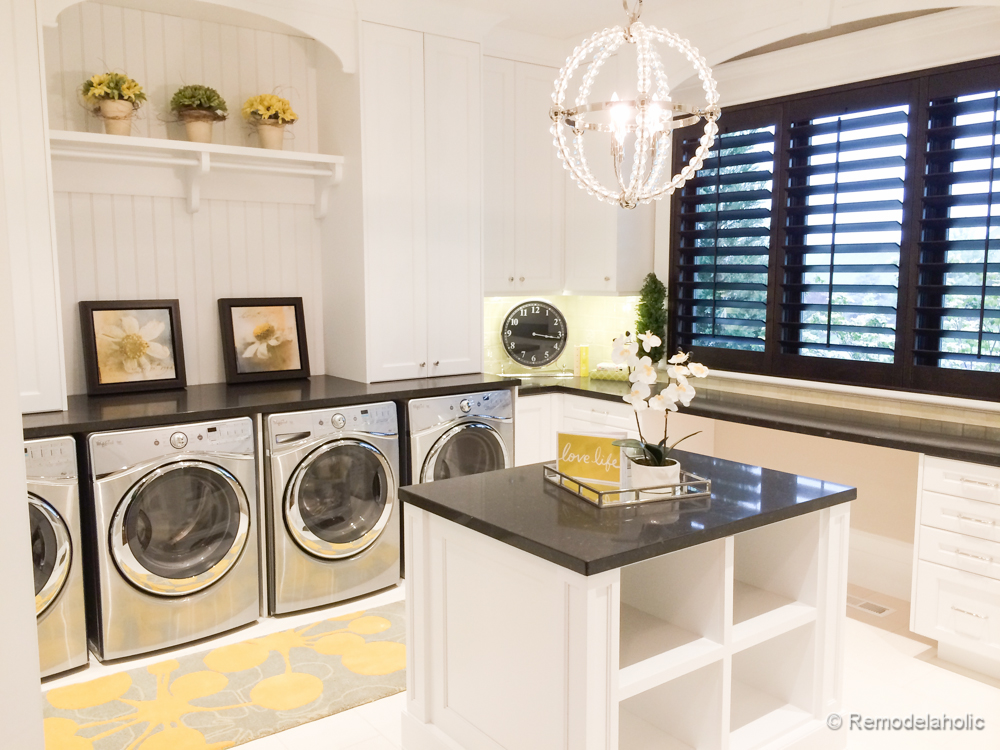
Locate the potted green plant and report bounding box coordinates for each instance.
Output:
[242,94,298,150]
[82,72,146,136]
[635,272,667,365]
[170,85,228,143]
[609,331,709,496]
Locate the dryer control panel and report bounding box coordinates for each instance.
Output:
[267,401,397,449]
[24,436,77,480]
[408,389,513,433]
[89,417,254,477]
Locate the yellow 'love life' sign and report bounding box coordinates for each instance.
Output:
[557,432,626,487]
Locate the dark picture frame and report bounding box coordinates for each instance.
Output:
[79,299,187,395]
[218,297,310,384]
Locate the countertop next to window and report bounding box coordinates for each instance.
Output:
[518,376,1000,467]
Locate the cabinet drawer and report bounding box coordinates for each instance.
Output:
[921,490,1000,543]
[914,560,1000,656]
[562,395,636,432]
[923,456,1000,505]
[919,526,1000,582]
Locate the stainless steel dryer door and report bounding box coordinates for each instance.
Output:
[28,494,72,618]
[109,460,251,597]
[420,422,510,483]
[284,439,396,560]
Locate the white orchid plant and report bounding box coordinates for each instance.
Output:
[609,331,709,467]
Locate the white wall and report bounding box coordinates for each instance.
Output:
[53,194,325,392]
[0,0,51,744]
[44,1,329,392]
[44,0,321,152]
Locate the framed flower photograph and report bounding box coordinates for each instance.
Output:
[218,297,310,384]
[79,300,187,395]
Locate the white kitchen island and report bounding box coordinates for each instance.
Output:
[399,451,855,750]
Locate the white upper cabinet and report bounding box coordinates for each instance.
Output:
[361,24,483,382]
[484,57,564,296]
[361,22,428,382]
[424,34,483,377]
[563,195,655,295]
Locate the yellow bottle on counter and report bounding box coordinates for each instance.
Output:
[574,345,590,378]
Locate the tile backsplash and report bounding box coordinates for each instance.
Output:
[484,295,640,375]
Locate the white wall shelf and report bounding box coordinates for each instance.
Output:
[48,130,344,219]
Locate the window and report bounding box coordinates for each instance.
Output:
[782,105,908,364]
[675,118,776,364]
[919,90,1000,374]
[668,59,1000,399]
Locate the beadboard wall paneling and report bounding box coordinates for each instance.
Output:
[53,193,325,394]
[44,1,320,153]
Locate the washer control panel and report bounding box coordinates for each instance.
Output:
[408,389,513,433]
[24,436,77,480]
[267,401,398,448]
[89,417,254,476]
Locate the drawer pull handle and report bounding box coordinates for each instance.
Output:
[951,606,989,620]
[955,549,993,563]
[590,409,609,416]
[957,514,995,526]
[960,477,998,489]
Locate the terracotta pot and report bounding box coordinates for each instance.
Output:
[99,99,134,136]
[255,120,285,150]
[179,110,216,143]
[627,456,681,499]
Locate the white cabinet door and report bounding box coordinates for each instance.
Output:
[514,62,564,294]
[514,393,557,466]
[361,23,427,382]
[424,34,482,377]
[483,56,516,296]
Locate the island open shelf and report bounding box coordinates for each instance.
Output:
[400,454,854,750]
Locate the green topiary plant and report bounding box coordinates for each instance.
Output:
[170,85,228,120]
[635,272,667,363]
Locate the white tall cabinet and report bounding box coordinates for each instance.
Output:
[361,23,482,381]
[484,57,565,296]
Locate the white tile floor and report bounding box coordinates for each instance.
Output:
[46,585,1000,750]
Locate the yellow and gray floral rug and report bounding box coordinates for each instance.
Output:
[43,601,406,749]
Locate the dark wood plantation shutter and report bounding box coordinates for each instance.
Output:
[779,97,910,385]
[673,109,778,369]
[915,76,1000,395]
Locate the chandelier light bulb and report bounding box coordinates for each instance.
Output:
[549,0,720,209]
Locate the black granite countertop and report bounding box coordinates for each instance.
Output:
[517,375,1000,467]
[400,450,856,575]
[22,374,520,438]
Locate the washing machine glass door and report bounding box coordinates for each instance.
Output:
[420,422,510,483]
[28,494,71,617]
[110,460,250,596]
[285,439,395,560]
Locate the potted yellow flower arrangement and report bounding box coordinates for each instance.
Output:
[242,94,298,150]
[170,85,228,143]
[82,72,146,136]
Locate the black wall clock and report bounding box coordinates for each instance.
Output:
[501,300,568,368]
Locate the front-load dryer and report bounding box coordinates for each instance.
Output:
[407,389,514,484]
[26,436,88,678]
[266,402,400,615]
[87,417,259,661]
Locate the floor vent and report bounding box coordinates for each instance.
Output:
[847,595,894,617]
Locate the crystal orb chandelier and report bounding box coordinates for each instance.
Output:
[550,0,721,209]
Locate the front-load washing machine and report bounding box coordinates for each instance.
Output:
[26,436,88,678]
[87,417,259,661]
[266,402,400,615]
[408,389,514,484]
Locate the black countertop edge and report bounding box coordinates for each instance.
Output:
[518,380,1000,468]
[22,374,521,439]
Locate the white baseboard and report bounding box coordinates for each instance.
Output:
[848,529,914,603]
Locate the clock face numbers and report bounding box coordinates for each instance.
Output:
[501,301,568,368]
